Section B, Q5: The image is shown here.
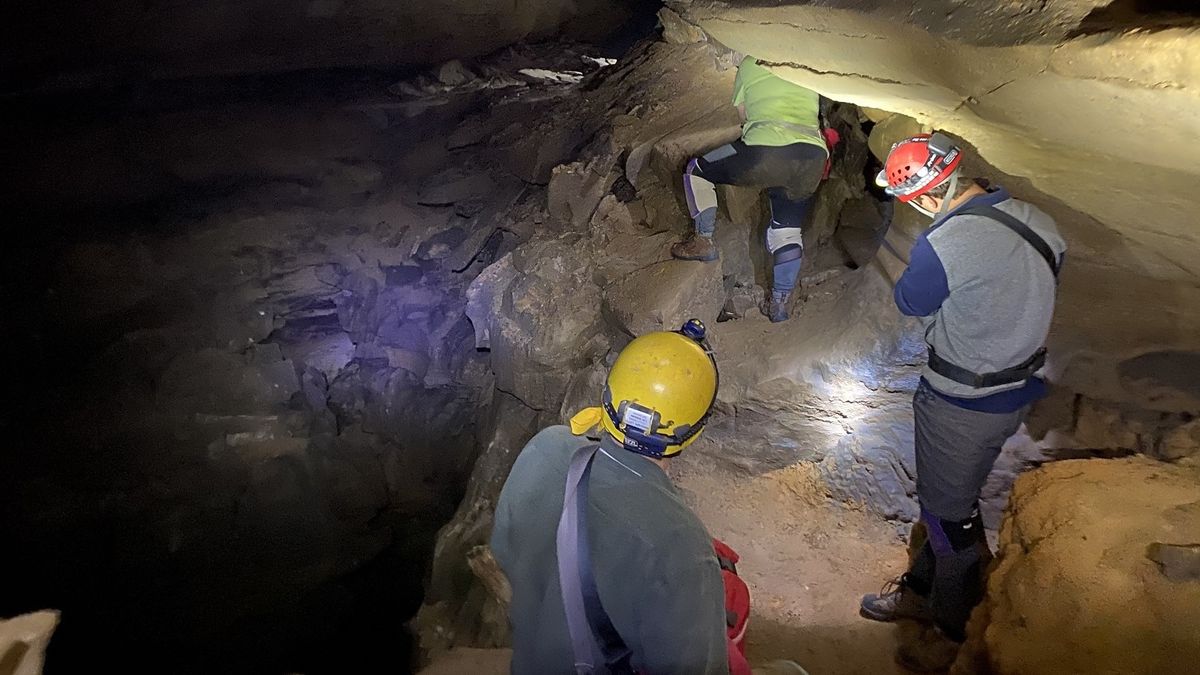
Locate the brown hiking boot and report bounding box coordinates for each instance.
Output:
[760,290,791,323]
[670,232,719,261]
[860,574,933,623]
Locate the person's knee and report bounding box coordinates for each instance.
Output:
[921,505,984,557]
[766,226,804,254]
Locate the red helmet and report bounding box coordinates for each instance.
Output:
[875,132,962,202]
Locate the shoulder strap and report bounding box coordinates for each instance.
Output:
[957,204,1059,278]
[556,446,636,675]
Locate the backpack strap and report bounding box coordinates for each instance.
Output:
[956,204,1060,278]
[556,445,636,675]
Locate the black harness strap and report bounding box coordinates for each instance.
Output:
[928,346,1047,389]
[556,446,636,675]
[926,204,1058,388]
[956,204,1060,278]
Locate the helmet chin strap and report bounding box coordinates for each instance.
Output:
[907,171,960,220]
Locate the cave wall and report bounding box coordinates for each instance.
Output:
[2,0,636,88]
[0,45,622,672]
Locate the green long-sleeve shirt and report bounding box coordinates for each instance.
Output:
[491,426,729,675]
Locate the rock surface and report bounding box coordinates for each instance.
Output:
[955,457,1200,675]
[672,0,1200,416]
[5,0,641,83]
[1,42,597,673]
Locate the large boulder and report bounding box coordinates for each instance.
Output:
[955,457,1200,675]
[468,235,608,410]
[603,259,726,337]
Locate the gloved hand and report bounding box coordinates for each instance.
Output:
[821,127,841,180]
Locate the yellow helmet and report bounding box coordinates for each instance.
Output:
[597,320,719,458]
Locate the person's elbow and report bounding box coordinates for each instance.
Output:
[893,282,939,317]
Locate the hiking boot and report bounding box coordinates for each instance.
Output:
[671,232,719,261]
[860,574,933,623]
[760,290,790,323]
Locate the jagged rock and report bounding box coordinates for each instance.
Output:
[504,122,589,184]
[867,110,926,163]
[1156,416,1200,461]
[465,254,519,349]
[207,293,276,351]
[713,187,763,287]
[559,356,608,423]
[836,196,892,268]
[281,333,355,380]
[1147,543,1200,582]
[954,457,1200,675]
[417,226,468,260]
[417,171,497,206]
[604,259,725,337]
[658,7,707,44]
[1070,397,1144,453]
[386,347,431,377]
[587,196,675,285]
[478,235,606,409]
[382,264,423,286]
[632,106,740,191]
[416,393,545,657]
[435,60,475,87]
[547,153,619,227]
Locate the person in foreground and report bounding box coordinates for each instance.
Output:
[492,320,806,675]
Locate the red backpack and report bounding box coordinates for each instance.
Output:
[713,538,752,675]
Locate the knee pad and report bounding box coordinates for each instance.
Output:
[922,506,984,557]
[766,226,804,255]
[684,158,718,219]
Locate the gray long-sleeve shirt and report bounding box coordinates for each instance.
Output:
[894,187,1066,404]
[491,426,729,675]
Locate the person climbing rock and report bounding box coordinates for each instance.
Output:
[491,320,758,675]
[671,55,839,323]
[861,133,1067,669]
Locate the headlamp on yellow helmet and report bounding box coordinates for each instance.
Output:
[598,319,719,459]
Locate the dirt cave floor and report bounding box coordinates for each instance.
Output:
[422,462,910,675]
[678,462,909,675]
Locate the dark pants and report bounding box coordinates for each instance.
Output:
[907,380,1029,640]
[683,140,827,294]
